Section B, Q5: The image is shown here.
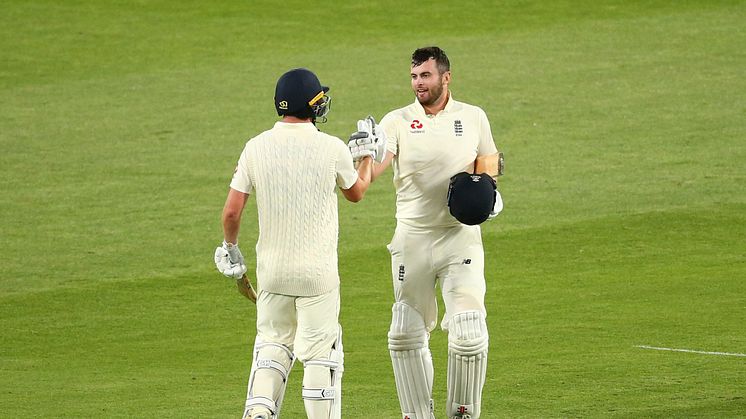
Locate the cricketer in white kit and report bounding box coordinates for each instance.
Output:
[215,68,374,419]
[348,46,503,419]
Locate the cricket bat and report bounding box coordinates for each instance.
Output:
[237,274,257,303]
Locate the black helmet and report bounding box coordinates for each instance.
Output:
[447,172,496,225]
[274,68,331,121]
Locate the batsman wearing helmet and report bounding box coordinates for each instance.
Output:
[347,47,504,419]
[215,68,374,419]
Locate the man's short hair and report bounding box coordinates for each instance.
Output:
[411,46,450,74]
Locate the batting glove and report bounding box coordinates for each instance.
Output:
[214,240,247,279]
[364,116,388,164]
[487,190,504,220]
[348,131,376,161]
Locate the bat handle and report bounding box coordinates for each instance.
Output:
[237,274,258,304]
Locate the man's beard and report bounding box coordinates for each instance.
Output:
[417,80,445,107]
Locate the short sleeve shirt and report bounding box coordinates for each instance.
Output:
[379,96,498,228]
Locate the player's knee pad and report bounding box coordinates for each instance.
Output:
[301,326,343,419]
[388,302,428,350]
[388,303,435,419]
[446,311,489,419]
[244,340,295,419]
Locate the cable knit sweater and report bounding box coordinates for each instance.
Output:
[230,121,358,296]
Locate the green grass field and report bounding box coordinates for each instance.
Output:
[2,1,745,417]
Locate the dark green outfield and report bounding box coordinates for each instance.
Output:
[2,1,744,417]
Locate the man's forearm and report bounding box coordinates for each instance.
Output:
[372,151,394,181]
[222,188,248,244]
[357,156,373,186]
[475,152,504,181]
[342,156,373,202]
[222,214,241,244]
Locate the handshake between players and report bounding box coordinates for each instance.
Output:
[347,116,387,163]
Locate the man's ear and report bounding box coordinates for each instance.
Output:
[442,70,452,86]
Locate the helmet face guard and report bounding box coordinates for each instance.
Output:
[310,93,331,123]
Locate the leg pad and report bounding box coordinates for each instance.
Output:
[388,303,435,419]
[446,311,488,418]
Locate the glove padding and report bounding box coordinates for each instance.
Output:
[487,190,504,220]
[348,131,376,161]
[348,115,387,163]
[214,241,247,279]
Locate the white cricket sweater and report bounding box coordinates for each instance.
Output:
[230,121,358,296]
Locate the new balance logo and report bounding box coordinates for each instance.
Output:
[398,264,405,281]
[463,259,472,265]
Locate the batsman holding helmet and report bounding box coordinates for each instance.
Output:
[348,46,504,419]
[215,68,374,419]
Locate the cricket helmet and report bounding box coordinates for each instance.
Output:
[447,172,496,225]
[274,68,331,121]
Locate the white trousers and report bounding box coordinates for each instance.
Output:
[387,222,487,331]
[256,287,340,362]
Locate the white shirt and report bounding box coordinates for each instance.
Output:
[380,95,498,228]
[230,121,358,296]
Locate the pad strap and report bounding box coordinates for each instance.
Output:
[255,342,294,381]
[301,387,337,400]
[305,358,339,369]
[244,396,277,415]
[300,325,345,419]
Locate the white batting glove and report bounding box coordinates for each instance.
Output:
[347,130,376,161]
[365,116,388,164]
[487,190,504,220]
[214,241,247,279]
[348,116,387,163]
